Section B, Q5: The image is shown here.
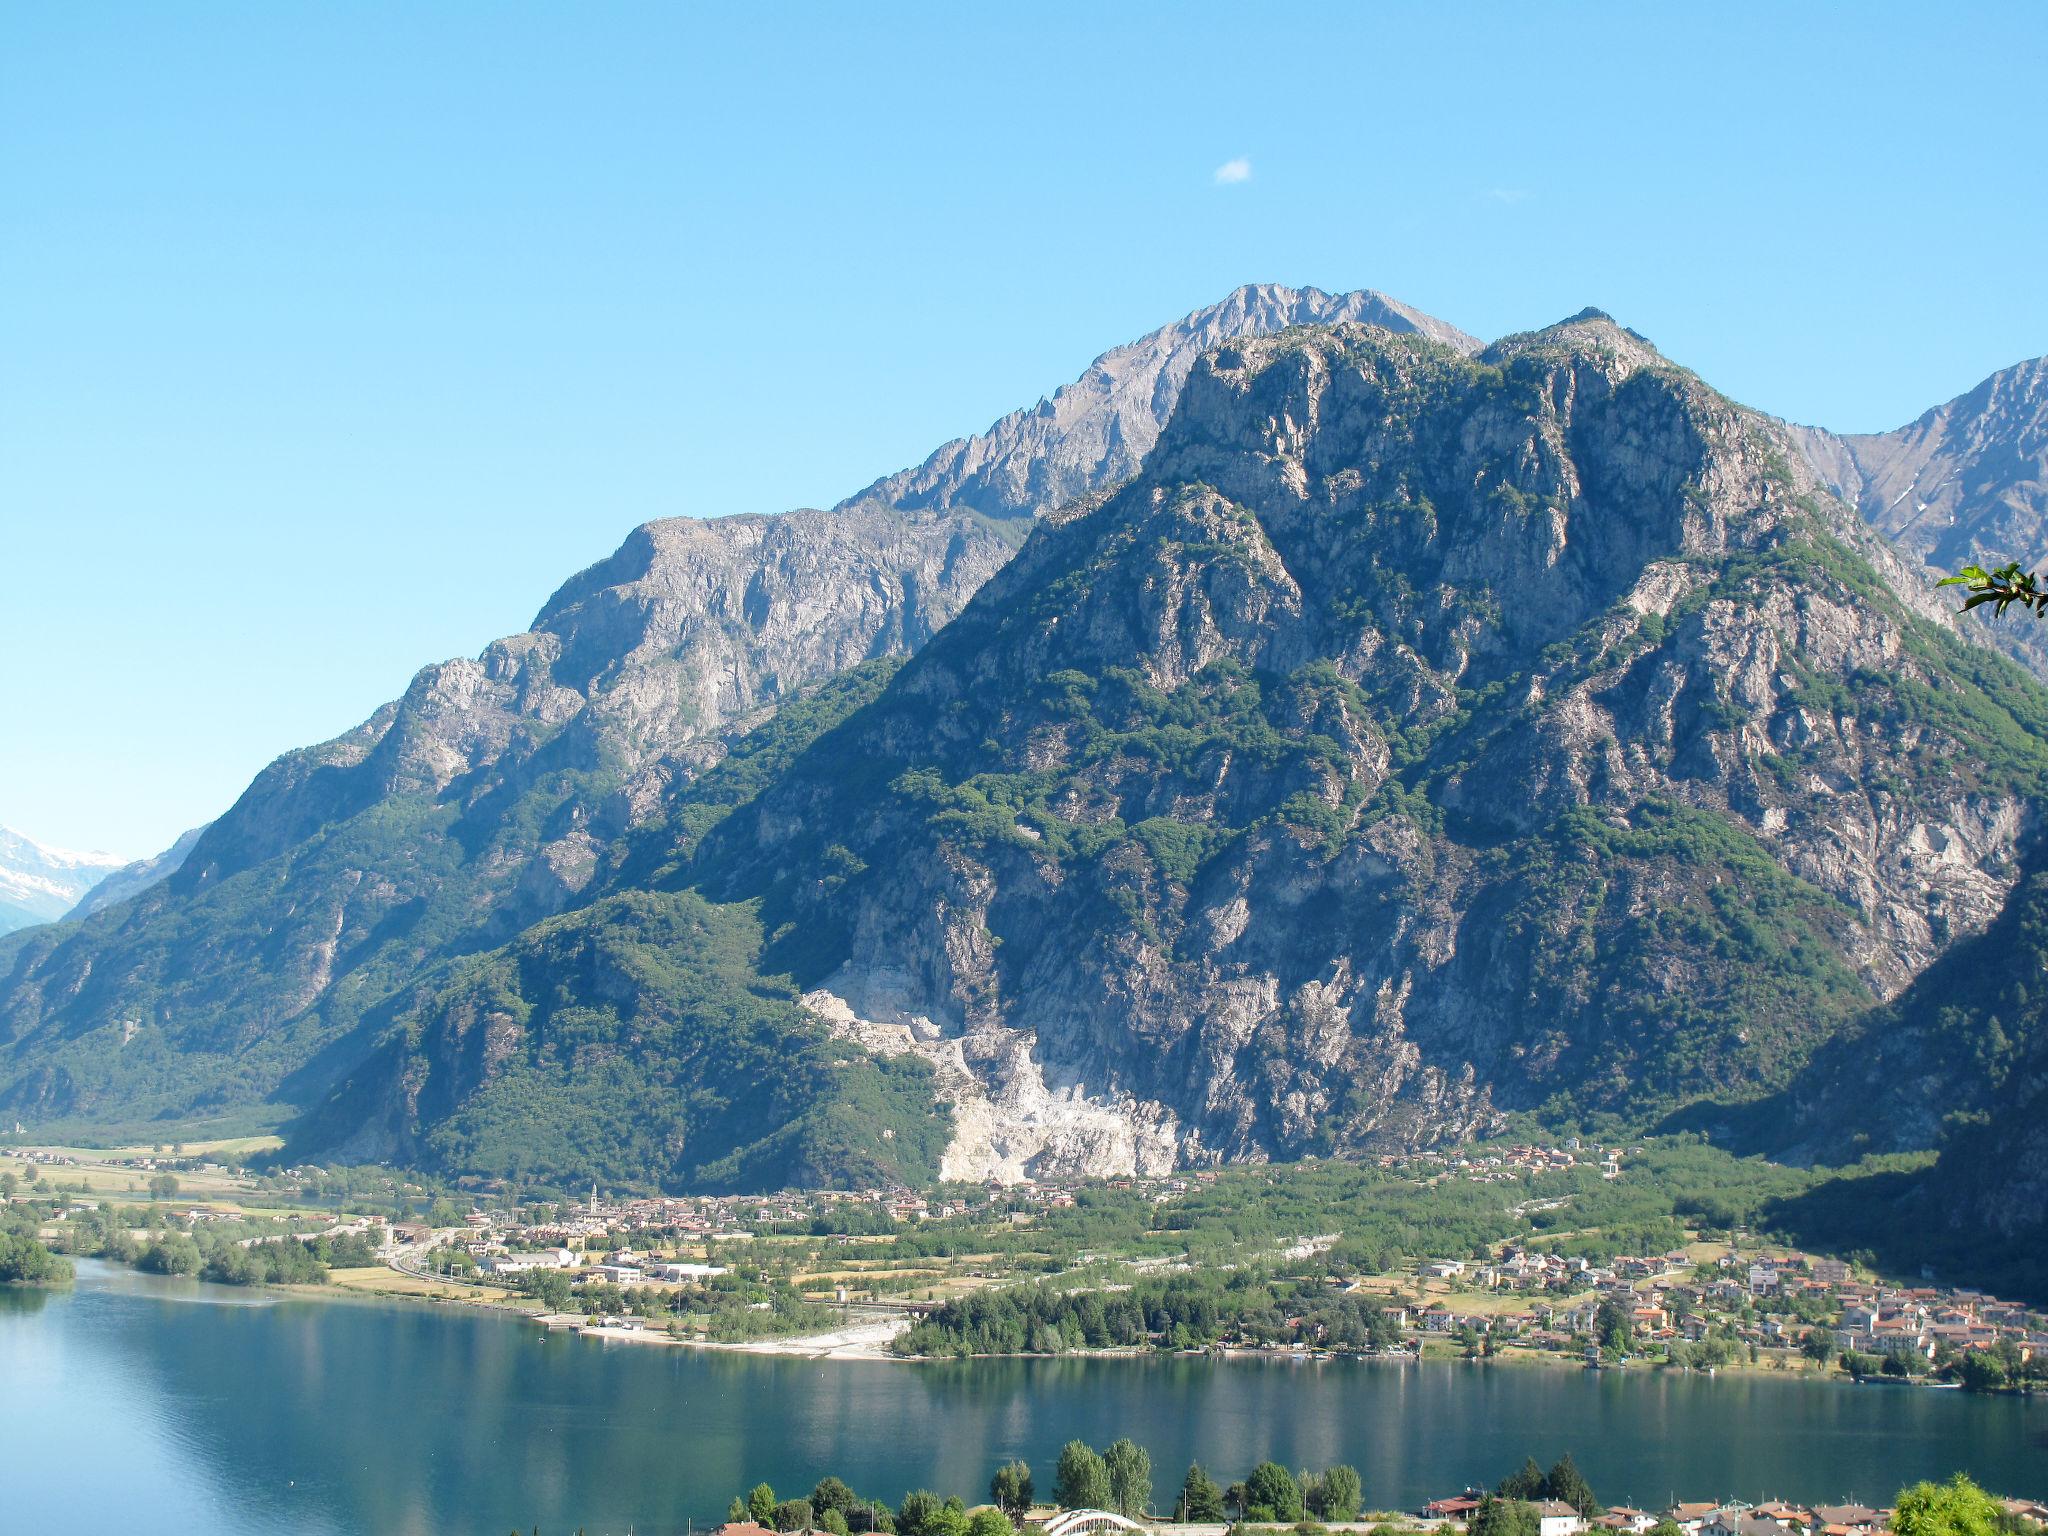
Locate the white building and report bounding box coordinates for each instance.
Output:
[480,1247,577,1275]
[653,1261,729,1281]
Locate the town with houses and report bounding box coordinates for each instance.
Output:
[11,1137,2047,1377]
[4,1137,2045,1519]
[700,1494,2048,1536]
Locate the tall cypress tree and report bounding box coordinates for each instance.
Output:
[1181,1464,1226,1523]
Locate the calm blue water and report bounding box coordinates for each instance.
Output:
[2,1262,2042,1536]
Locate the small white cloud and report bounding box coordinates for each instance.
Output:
[1485,187,1532,204]
[1213,157,1252,185]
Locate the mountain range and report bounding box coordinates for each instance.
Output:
[0,828,126,936]
[62,825,209,922]
[4,285,2046,1276]
[1792,354,2048,674]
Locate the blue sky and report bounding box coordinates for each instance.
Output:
[5,2,2045,856]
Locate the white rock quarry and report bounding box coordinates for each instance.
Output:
[802,976,1183,1182]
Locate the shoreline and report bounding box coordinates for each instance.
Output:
[317,1259,922,1358]
[77,1261,2015,1391]
[560,1313,911,1359]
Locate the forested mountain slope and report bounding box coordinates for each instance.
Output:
[0,285,1465,1138]
[301,315,2048,1194]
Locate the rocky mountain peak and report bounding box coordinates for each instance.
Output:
[1831,354,2048,569]
[695,317,2041,1182]
[1789,351,2048,677]
[0,285,1473,1134]
[841,283,1481,522]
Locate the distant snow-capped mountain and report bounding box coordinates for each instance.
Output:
[0,826,127,934]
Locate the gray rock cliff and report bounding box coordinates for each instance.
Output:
[0,285,1465,1126]
[704,318,2046,1181]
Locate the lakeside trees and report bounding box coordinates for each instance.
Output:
[1103,1439,1151,1519]
[715,1455,2042,1536]
[989,1463,1033,1522]
[1499,1453,1600,1515]
[0,1229,69,1284]
[138,1234,202,1275]
[1893,1474,2034,1536]
[1053,1442,1112,1511]
[1307,1465,1364,1522]
[1242,1463,1304,1522]
[1472,1497,1541,1536]
[895,1271,1400,1358]
[1179,1464,1225,1522]
[723,1447,1358,1533]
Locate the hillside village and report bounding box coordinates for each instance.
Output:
[705,1471,2048,1536]
[8,1136,2045,1383]
[355,1150,2048,1378]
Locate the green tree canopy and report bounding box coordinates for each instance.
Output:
[1103,1439,1151,1518]
[0,1231,68,1285]
[1546,1454,1599,1516]
[1180,1463,1226,1523]
[1892,1475,2008,1536]
[897,1491,946,1536]
[990,1462,1034,1521]
[1954,1351,2008,1392]
[1053,1442,1111,1511]
[1309,1466,1362,1523]
[813,1479,861,1519]
[138,1234,201,1276]
[1594,1298,1633,1353]
[1499,1460,1547,1501]
[1243,1462,1304,1523]
[520,1267,574,1312]
[748,1484,778,1524]
[1472,1498,1541,1536]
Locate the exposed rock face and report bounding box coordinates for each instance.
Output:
[706,318,2048,1181]
[1793,354,2048,673]
[0,506,1013,1122]
[0,284,1467,1128]
[1812,357,2048,570]
[14,282,2048,1213]
[846,284,1479,520]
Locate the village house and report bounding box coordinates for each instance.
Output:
[1667,1502,1726,1534]
[1423,1494,1487,1520]
[1593,1510,1655,1534]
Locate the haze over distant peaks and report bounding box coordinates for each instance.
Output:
[0,826,126,935]
[65,825,210,922]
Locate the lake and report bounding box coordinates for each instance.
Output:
[3,1262,2042,1535]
